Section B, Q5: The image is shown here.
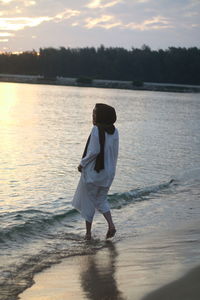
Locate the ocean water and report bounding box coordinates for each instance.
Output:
[0,82,200,299]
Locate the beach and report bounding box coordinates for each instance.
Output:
[19,221,200,300]
[1,82,200,300]
[0,73,200,93]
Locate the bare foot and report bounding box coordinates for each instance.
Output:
[106,227,116,239]
[84,233,92,240]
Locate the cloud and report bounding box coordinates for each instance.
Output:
[0,32,14,36]
[136,0,151,3]
[0,0,199,51]
[0,16,50,31]
[0,8,81,32]
[54,9,80,22]
[191,23,200,28]
[84,14,173,31]
[24,0,36,7]
[0,0,36,5]
[125,16,173,31]
[0,0,13,3]
[71,22,79,27]
[85,15,122,29]
[86,0,123,9]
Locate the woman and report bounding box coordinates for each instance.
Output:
[72,103,119,240]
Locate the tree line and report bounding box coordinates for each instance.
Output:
[0,45,199,85]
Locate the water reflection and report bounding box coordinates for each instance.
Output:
[80,241,125,300]
[0,83,17,125]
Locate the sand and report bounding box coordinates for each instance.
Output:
[19,229,200,300]
[1,74,200,93]
[142,266,200,300]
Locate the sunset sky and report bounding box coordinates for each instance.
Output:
[0,0,200,52]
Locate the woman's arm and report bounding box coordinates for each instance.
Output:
[79,126,100,170]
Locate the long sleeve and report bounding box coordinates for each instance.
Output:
[80,126,100,168]
[113,130,119,165]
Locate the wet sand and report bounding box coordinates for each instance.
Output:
[141,265,200,300]
[19,228,200,300]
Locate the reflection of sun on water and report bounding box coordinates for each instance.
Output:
[0,84,19,207]
[0,83,40,209]
[0,82,39,127]
[0,84,17,125]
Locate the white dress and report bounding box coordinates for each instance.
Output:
[72,126,119,222]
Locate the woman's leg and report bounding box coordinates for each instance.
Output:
[95,187,116,238]
[85,220,92,240]
[103,211,116,238]
[103,211,114,228]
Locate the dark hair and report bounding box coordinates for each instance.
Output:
[95,103,117,125]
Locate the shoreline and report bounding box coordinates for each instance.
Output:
[0,74,200,93]
[19,256,200,300]
[19,225,200,300]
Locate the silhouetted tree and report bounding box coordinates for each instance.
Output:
[0,46,199,84]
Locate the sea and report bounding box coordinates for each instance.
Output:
[0,82,200,299]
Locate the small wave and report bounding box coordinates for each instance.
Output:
[0,180,175,245]
[0,179,175,300]
[108,179,174,209]
[0,209,46,219]
[0,208,77,245]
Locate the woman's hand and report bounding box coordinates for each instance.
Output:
[78,164,83,172]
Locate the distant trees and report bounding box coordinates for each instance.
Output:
[0,45,199,84]
[0,50,39,75]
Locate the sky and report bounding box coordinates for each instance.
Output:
[0,0,200,52]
